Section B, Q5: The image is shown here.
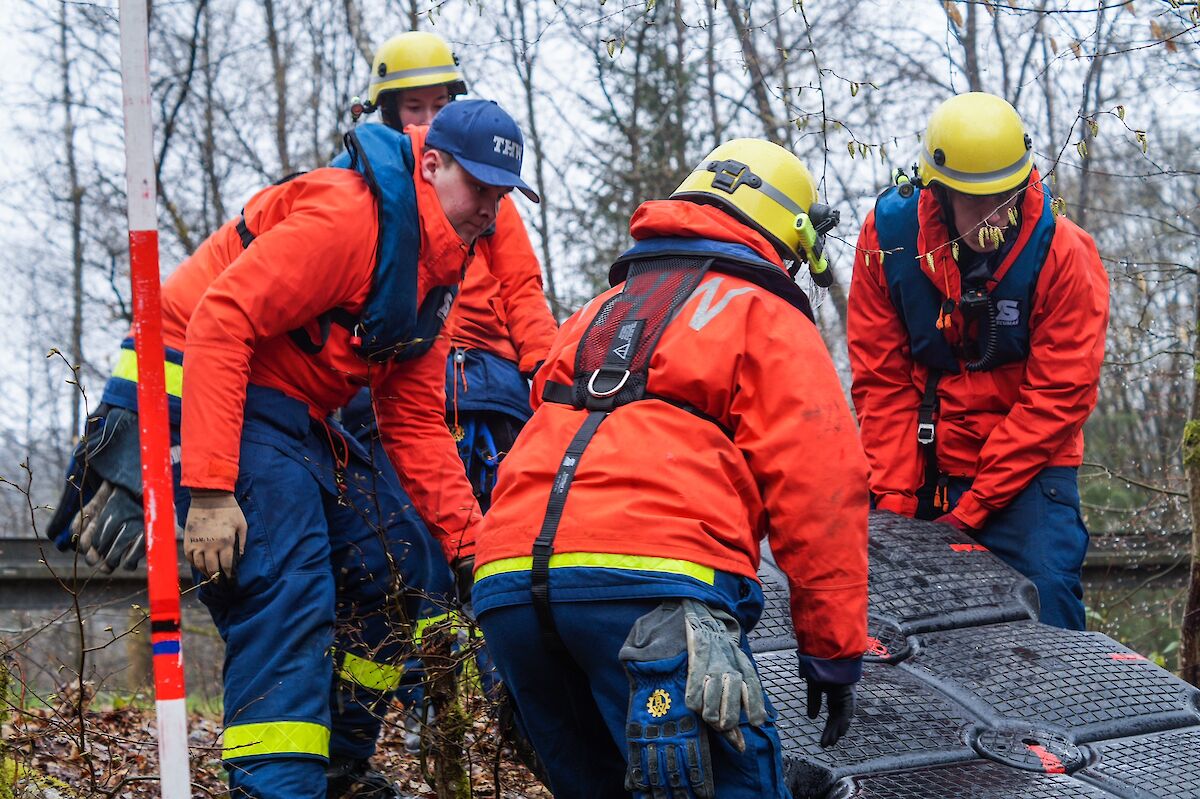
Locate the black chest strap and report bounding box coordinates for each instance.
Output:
[530,256,713,650]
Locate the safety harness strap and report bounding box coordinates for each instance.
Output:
[530,409,607,642]
[541,380,733,440]
[916,369,948,514]
[530,256,713,650]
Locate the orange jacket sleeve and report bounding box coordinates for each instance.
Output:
[181,175,376,489]
[952,222,1109,528]
[372,334,482,564]
[847,212,925,517]
[487,198,558,373]
[733,301,870,668]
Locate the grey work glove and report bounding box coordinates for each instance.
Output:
[184,490,247,580]
[806,679,856,748]
[681,598,768,752]
[75,480,147,573]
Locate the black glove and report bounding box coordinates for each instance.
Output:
[78,481,146,572]
[806,679,855,748]
[453,556,475,609]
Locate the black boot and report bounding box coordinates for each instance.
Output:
[326,757,413,799]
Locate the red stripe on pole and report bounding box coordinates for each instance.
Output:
[129,228,186,702]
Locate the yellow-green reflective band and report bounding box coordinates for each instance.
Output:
[474,553,716,585]
[222,720,329,761]
[413,611,456,644]
[338,651,405,692]
[112,349,183,399]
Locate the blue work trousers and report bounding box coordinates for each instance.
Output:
[937,466,1090,630]
[179,385,453,799]
[475,595,790,799]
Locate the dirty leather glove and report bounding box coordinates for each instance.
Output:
[620,601,714,799]
[76,480,146,572]
[184,490,247,580]
[935,511,975,534]
[681,598,767,752]
[806,679,855,748]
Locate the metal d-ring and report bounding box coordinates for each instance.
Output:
[587,368,630,398]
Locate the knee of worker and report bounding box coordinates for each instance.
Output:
[1027,571,1087,631]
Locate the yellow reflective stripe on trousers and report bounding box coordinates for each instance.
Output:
[222,720,330,761]
[337,651,405,692]
[413,610,458,644]
[112,348,184,399]
[474,553,715,585]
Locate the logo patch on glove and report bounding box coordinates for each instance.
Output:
[646,689,671,718]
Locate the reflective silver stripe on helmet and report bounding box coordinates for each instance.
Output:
[680,164,806,216]
[755,177,806,216]
[924,148,1032,185]
[370,64,461,87]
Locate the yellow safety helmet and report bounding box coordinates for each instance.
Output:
[671,139,822,265]
[918,92,1033,196]
[367,32,467,106]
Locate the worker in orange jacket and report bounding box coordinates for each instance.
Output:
[50,101,538,799]
[342,32,557,518]
[470,139,869,798]
[848,92,1109,630]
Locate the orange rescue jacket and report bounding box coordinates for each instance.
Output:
[168,127,481,561]
[475,200,870,664]
[847,171,1110,529]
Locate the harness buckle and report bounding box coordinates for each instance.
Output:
[587,367,630,398]
[916,422,936,446]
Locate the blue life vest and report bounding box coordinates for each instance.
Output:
[320,124,457,362]
[874,184,1056,374]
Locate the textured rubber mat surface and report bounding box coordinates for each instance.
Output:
[867,512,1038,632]
[903,621,1199,739]
[1080,727,1200,798]
[756,651,977,796]
[751,548,795,652]
[761,511,1200,799]
[829,761,1118,798]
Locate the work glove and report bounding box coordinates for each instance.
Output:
[75,480,146,573]
[935,511,975,534]
[805,678,856,748]
[47,405,146,560]
[681,598,767,752]
[620,601,715,799]
[184,490,247,580]
[453,555,475,609]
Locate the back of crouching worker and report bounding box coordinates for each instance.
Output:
[469,139,870,799]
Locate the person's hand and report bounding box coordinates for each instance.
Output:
[935,511,974,533]
[805,679,855,748]
[184,490,247,579]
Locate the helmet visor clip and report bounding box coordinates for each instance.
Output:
[705,159,762,195]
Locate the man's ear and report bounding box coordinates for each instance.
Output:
[420,149,442,182]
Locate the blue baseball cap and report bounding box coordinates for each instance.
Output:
[426,99,540,203]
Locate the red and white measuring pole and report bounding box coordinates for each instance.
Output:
[118,1,191,796]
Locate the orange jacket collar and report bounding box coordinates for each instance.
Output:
[410,125,472,301]
[629,200,787,272]
[916,168,1048,298]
